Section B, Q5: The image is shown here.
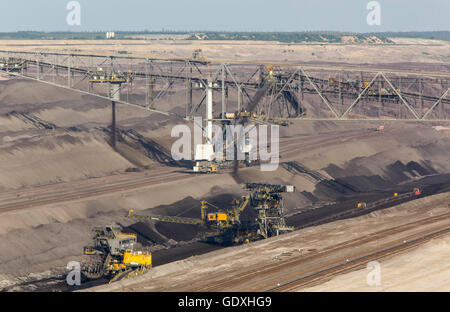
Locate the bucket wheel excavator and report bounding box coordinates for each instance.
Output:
[81,225,152,283]
[127,183,295,245]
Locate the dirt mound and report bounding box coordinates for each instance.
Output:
[130,193,241,243]
[121,222,168,246]
[116,128,191,168]
[6,111,56,130]
[0,131,133,190]
[0,80,83,108]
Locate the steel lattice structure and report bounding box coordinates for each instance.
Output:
[0,50,449,122]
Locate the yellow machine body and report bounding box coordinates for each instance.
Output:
[123,251,152,267]
[81,225,152,283]
[216,213,228,221]
[209,164,218,173]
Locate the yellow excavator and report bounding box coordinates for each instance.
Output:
[81,225,152,283]
[128,196,251,245]
[128,183,295,245]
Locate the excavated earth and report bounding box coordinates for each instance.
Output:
[0,57,449,291]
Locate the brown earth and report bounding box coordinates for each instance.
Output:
[1,38,449,65]
[0,40,449,291]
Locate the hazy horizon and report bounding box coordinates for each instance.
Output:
[1,30,450,34]
[0,0,448,33]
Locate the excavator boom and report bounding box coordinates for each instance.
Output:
[128,210,204,225]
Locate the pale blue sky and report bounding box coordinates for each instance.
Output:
[1,0,449,32]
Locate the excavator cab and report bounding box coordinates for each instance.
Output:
[207,214,217,221]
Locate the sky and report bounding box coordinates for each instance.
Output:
[0,0,449,32]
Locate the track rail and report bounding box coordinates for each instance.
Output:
[185,211,450,292]
[0,169,190,214]
[269,226,450,291]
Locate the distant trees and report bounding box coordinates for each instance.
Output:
[0,31,448,42]
[186,31,397,43]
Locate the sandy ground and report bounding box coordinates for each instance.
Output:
[0,39,449,291]
[85,191,450,292]
[0,38,449,65]
[301,234,450,292]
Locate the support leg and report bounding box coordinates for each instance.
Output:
[111,101,116,150]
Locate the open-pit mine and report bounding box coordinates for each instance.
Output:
[0,38,449,292]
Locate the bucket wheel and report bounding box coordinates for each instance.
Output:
[81,254,105,280]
